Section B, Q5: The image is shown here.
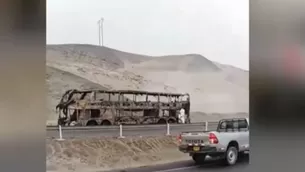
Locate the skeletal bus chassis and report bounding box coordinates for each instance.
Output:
[56,89,191,126]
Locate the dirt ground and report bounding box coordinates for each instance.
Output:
[46,136,190,172]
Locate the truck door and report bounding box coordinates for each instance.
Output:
[237,119,249,151]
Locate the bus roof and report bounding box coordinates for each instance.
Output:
[71,89,189,97]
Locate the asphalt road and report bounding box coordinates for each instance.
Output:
[47,122,218,138]
[105,155,249,172]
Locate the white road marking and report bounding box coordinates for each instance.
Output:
[152,165,199,172]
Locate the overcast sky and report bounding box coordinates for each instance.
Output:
[47,0,249,70]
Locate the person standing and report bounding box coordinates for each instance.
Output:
[179,108,186,124]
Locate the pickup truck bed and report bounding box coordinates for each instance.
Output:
[178,118,249,166]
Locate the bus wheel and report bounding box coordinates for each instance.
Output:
[101,120,112,126]
[167,118,176,124]
[86,120,98,126]
[157,119,167,124]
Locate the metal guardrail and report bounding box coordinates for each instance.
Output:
[47,121,220,139]
[46,121,219,131]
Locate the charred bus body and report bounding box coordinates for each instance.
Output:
[56,89,190,126]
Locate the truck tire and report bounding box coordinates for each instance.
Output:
[223,146,238,166]
[192,153,206,164]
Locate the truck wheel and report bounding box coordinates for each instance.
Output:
[192,153,206,164]
[224,146,238,166]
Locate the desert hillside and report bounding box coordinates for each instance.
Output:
[46,44,249,124]
[46,66,109,124]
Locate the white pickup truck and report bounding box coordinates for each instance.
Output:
[178,118,249,166]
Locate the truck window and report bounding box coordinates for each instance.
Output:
[219,121,234,129]
[238,119,248,129]
[218,119,248,131]
[233,121,239,128]
[220,121,227,129]
[226,121,234,129]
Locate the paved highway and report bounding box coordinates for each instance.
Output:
[105,155,249,172]
[47,122,219,138]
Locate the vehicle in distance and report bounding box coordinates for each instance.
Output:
[177,118,249,166]
[56,89,191,126]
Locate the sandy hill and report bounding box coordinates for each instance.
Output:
[46,44,248,124]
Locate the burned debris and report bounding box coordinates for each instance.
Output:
[56,89,191,126]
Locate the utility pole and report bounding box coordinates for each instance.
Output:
[97,20,101,46]
[97,17,104,46]
[101,17,104,46]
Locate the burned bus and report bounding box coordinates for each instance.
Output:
[56,89,190,126]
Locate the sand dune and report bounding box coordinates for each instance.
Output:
[46,44,249,123]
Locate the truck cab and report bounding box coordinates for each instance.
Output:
[178,117,249,166]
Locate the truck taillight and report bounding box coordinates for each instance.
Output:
[209,133,219,144]
[177,134,182,143]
